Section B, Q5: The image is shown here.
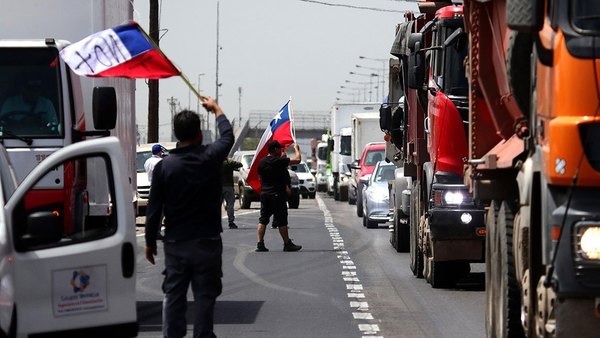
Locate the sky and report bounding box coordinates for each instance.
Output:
[132,0,419,142]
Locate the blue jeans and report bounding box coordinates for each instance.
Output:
[162,238,223,338]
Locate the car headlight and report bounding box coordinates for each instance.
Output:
[577,224,600,260]
[367,189,388,203]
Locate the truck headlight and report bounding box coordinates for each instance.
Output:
[444,191,464,205]
[577,225,600,260]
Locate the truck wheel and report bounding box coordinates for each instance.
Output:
[362,213,368,227]
[397,211,410,252]
[339,186,348,202]
[486,200,524,338]
[356,183,364,217]
[348,187,356,205]
[240,189,251,209]
[409,182,423,278]
[309,192,316,199]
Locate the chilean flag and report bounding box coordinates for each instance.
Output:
[246,100,296,194]
[59,21,180,79]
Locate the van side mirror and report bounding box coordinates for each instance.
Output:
[92,87,117,130]
[506,0,543,32]
[21,211,62,247]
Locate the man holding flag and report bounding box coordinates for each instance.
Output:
[246,100,302,252]
[256,141,302,252]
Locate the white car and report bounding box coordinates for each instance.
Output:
[136,142,176,216]
[290,162,316,199]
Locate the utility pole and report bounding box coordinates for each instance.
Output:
[167,96,179,142]
[214,0,220,138]
[238,86,242,127]
[147,0,160,143]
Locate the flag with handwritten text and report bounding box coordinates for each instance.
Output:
[246,100,296,194]
[59,21,180,79]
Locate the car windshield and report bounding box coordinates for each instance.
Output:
[374,164,395,182]
[136,151,152,173]
[364,149,384,166]
[291,163,309,173]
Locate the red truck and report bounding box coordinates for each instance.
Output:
[382,1,485,288]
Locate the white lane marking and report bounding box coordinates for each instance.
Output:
[353,312,374,320]
[358,324,380,334]
[316,195,382,337]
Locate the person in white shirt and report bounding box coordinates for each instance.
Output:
[144,144,165,183]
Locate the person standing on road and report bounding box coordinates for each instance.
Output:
[222,158,243,229]
[145,96,234,338]
[144,144,165,183]
[256,140,303,252]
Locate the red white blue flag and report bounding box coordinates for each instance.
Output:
[59,21,180,79]
[247,100,296,193]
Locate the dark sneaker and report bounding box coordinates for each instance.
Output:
[256,242,269,252]
[229,222,238,229]
[283,239,302,252]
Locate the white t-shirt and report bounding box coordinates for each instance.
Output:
[144,155,163,183]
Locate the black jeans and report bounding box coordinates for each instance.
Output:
[162,238,223,338]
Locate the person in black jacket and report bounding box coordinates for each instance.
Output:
[255,140,302,252]
[145,96,233,338]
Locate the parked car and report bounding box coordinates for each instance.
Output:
[361,161,395,228]
[350,142,386,216]
[290,162,316,199]
[232,150,300,209]
[135,142,176,216]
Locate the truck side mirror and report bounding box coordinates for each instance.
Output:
[92,87,117,130]
[506,0,543,32]
[408,35,425,89]
[379,104,392,132]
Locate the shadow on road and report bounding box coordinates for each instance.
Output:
[137,300,264,332]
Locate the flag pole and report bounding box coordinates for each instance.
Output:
[289,97,297,143]
[135,21,207,102]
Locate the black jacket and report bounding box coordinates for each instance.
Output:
[145,115,234,248]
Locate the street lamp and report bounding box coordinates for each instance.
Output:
[196,73,206,128]
[359,56,387,102]
[341,84,364,101]
[356,64,385,100]
[349,72,378,101]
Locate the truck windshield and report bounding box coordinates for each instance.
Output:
[317,145,328,161]
[571,1,600,33]
[0,47,62,138]
[340,135,351,156]
[443,27,468,96]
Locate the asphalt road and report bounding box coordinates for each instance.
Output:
[135,193,485,337]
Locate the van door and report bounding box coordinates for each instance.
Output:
[2,137,137,337]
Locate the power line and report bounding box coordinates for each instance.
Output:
[298,0,409,13]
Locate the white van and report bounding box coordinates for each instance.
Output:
[0,137,137,337]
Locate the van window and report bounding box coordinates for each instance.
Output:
[13,154,117,251]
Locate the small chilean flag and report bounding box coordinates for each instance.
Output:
[247,100,296,194]
[59,21,180,79]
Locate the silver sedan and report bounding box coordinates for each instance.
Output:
[361,161,395,228]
